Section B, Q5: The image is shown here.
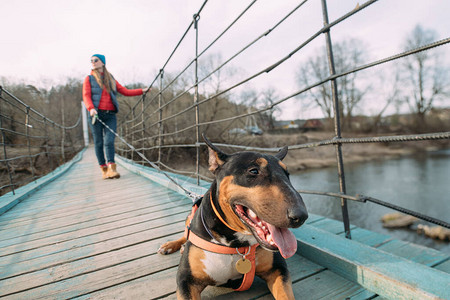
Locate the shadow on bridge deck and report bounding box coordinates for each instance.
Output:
[0,147,448,299]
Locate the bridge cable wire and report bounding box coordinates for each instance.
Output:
[122,0,308,129]
[95,111,450,229]
[297,190,450,229]
[114,0,450,230]
[123,0,311,131]
[0,87,84,194]
[122,0,261,128]
[124,0,373,133]
[93,114,202,201]
[122,0,210,123]
[107,0,450,231]
[129,8,449,142]
[127,37,450,144]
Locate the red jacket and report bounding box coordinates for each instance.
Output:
[82,75,143,111]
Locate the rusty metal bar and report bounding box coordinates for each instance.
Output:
[194,13,201,185]
[321,0,351,239]
[158,69,164,167]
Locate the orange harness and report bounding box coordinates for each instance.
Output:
[184,195,259,291]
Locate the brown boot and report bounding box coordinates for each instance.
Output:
[100,165,108,179]
[106,163,120,179]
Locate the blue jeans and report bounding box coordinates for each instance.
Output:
[89,110,117,165]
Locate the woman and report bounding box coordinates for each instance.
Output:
[82,54,149,179]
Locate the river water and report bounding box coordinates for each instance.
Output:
[289,149,450,254]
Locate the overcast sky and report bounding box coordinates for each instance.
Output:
[1,0,450,119]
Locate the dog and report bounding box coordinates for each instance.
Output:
[158,135,308,299]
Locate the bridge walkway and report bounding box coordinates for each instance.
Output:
[0,147,448,299]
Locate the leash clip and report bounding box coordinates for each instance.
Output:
[236,246,251,258]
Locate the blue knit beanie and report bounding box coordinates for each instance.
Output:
[92,54,106,65]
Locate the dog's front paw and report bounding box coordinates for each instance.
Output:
[157,241,181,255]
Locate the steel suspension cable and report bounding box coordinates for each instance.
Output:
[147,36,450,139]
[136,0,310,130]
[1,87,82,129]
[297,189,450,229]
[138,0,380,131]
[110,1,449,231]
[121,1,209,123]
[124,0,260,125]
[93,115,202,201]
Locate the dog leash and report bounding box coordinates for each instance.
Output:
[93,114,258,290]
[91,114,202,202]
[184,197,259,291]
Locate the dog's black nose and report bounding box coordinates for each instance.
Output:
[287,207,308,228]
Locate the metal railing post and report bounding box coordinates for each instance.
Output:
[194,13,201,185]
[131,108,136,161]
[141,92,146,159]
[43,118,51,166]
[61,97,65,163]
[25,107,36,181]
[158,69,164,167]
[0,89,15,194]
[321,0,351,239]
[81,101,89,147]
[52,122,58,164]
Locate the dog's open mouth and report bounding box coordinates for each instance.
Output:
[234,204,297,259]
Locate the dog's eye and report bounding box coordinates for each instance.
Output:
[248,168,259,175]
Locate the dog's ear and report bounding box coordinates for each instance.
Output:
[275,146,288,161]
[202,133,229,173]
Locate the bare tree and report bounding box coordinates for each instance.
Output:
[401,24,449,128]
[259,88,281,130]
[198,53,237,96]
[296,38,370,129]
[297,53,333,119]
[371,71,402,132]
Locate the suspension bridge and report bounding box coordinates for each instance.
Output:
[1,0,450,299]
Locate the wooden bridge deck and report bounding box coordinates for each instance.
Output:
[0,147,449,299]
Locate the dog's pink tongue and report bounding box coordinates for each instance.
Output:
[267,224,297,259]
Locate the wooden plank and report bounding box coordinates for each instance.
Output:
[0,196,189,241]
[0,213,185,266]
[0,188,169,226]
[0,231,187,297]
[377,239,449,268]
[73,252,325,300]
[0,178,159,225]
[0,212,186,265]
[0,221,185,281]
[304,213,324,224]
[116,155,208,198]
[292,225,450,299]
[0,180,172,221]
[73,267,180,300]
[257,270,371,300]
[0,237,182,299]
[0,148,86,216]
[308,217,357,235]
[434,259,450,273]
[0,191,188,234]
[338,227,392,248]
[0,202,191,252]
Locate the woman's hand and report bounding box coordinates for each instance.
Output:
[90,109,98,117]
[142,88,150,94]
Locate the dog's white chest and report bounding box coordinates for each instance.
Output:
[201,252,245,285]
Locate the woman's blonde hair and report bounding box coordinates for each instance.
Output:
[92,66,116,93]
